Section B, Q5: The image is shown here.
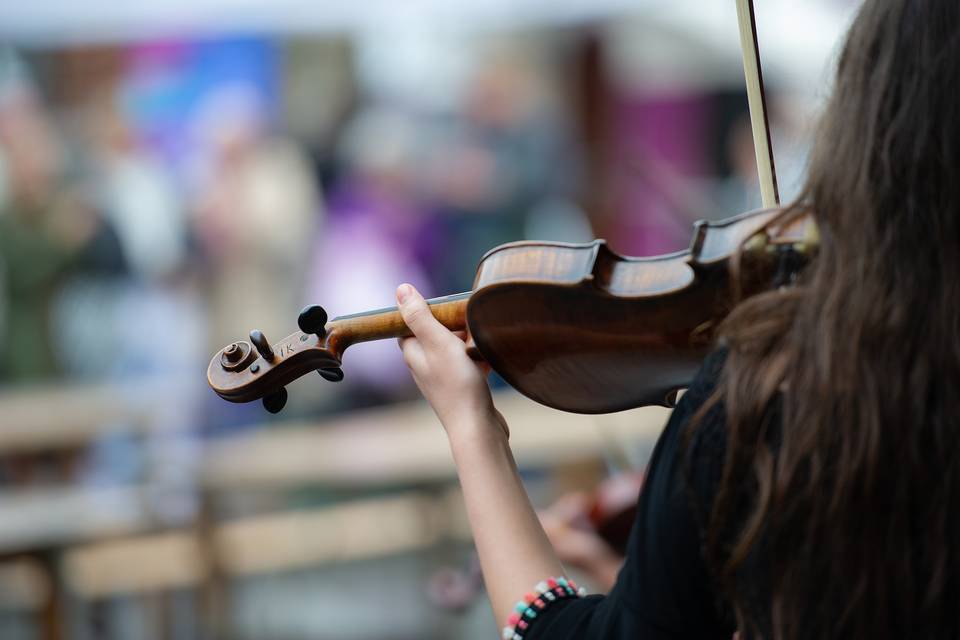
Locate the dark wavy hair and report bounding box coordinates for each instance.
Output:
[707,1,960,638]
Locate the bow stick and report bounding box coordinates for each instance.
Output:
[735,0,780,208]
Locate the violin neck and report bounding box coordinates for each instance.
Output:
[328,291,471,349]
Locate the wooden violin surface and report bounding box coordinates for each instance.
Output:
[465,208,783,413]
[208,207,809,414]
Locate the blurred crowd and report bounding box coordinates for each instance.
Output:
[0,39,587,402]
[0,30,809,475]
[0,29,811,480]
[0,36,795,385]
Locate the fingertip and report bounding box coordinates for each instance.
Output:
[397,283,416,304]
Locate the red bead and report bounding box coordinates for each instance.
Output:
[507,613,520,626]
[546,578,558,588]
[518,621,529,630]
[534,599,546,609]
[524,593,536,604]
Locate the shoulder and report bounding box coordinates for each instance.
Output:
[655,347,728,478]
[683,347,728,410]
[615,347,735,635]
[631,347,729,548]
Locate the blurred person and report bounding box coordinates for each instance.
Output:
[0,77,125,381]
[54,90,208,514]
[51,90,199,379]
[189,83,320,354]
[82,92,187,283]
[305,107,436,400]
[395,2,960,639]
[0,149,6,346]
[423,53,580,293]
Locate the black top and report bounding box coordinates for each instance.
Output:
[527,350,736,640]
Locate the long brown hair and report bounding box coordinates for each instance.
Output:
[707,1,960,638]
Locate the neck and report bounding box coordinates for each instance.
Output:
[325,292,471,355]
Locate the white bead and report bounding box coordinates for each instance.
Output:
[502,627,513,640]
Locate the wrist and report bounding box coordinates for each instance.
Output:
[447,410,510,455]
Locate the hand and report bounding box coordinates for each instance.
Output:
[396,283,507,440]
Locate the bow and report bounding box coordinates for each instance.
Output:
[735,0,780,208]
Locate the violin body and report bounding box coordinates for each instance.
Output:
[469,242,716,412]
[469,211,778,412]
[207,207,810,414]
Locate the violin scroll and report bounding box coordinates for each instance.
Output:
[208,294,471,413]
[207,320,344,409]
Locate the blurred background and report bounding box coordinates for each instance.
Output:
[0,0,858,638]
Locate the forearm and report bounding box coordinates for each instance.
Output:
[392,284,566,626]
[448,416,564,627]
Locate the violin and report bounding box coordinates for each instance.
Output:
[207,207,814,414]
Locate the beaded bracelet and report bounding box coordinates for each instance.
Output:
[501,577,587,640]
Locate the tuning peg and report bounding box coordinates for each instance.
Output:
[249,329,275,361]
[318,367,344,382]
[262,387,288,414]
[298,305,328,338]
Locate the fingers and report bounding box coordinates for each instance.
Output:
[397,284,452,348]
[397,336,426,371]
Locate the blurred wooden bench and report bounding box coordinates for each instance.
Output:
[203,389,668,491]
[0,376,192,453]
[0,376,190,639]
[0,485,155,640]
[0,486,152,555]
[60,490,461,638]
[0,386,670,638]
[64,490,446,595]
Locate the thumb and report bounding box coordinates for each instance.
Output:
[397,283,449,346]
